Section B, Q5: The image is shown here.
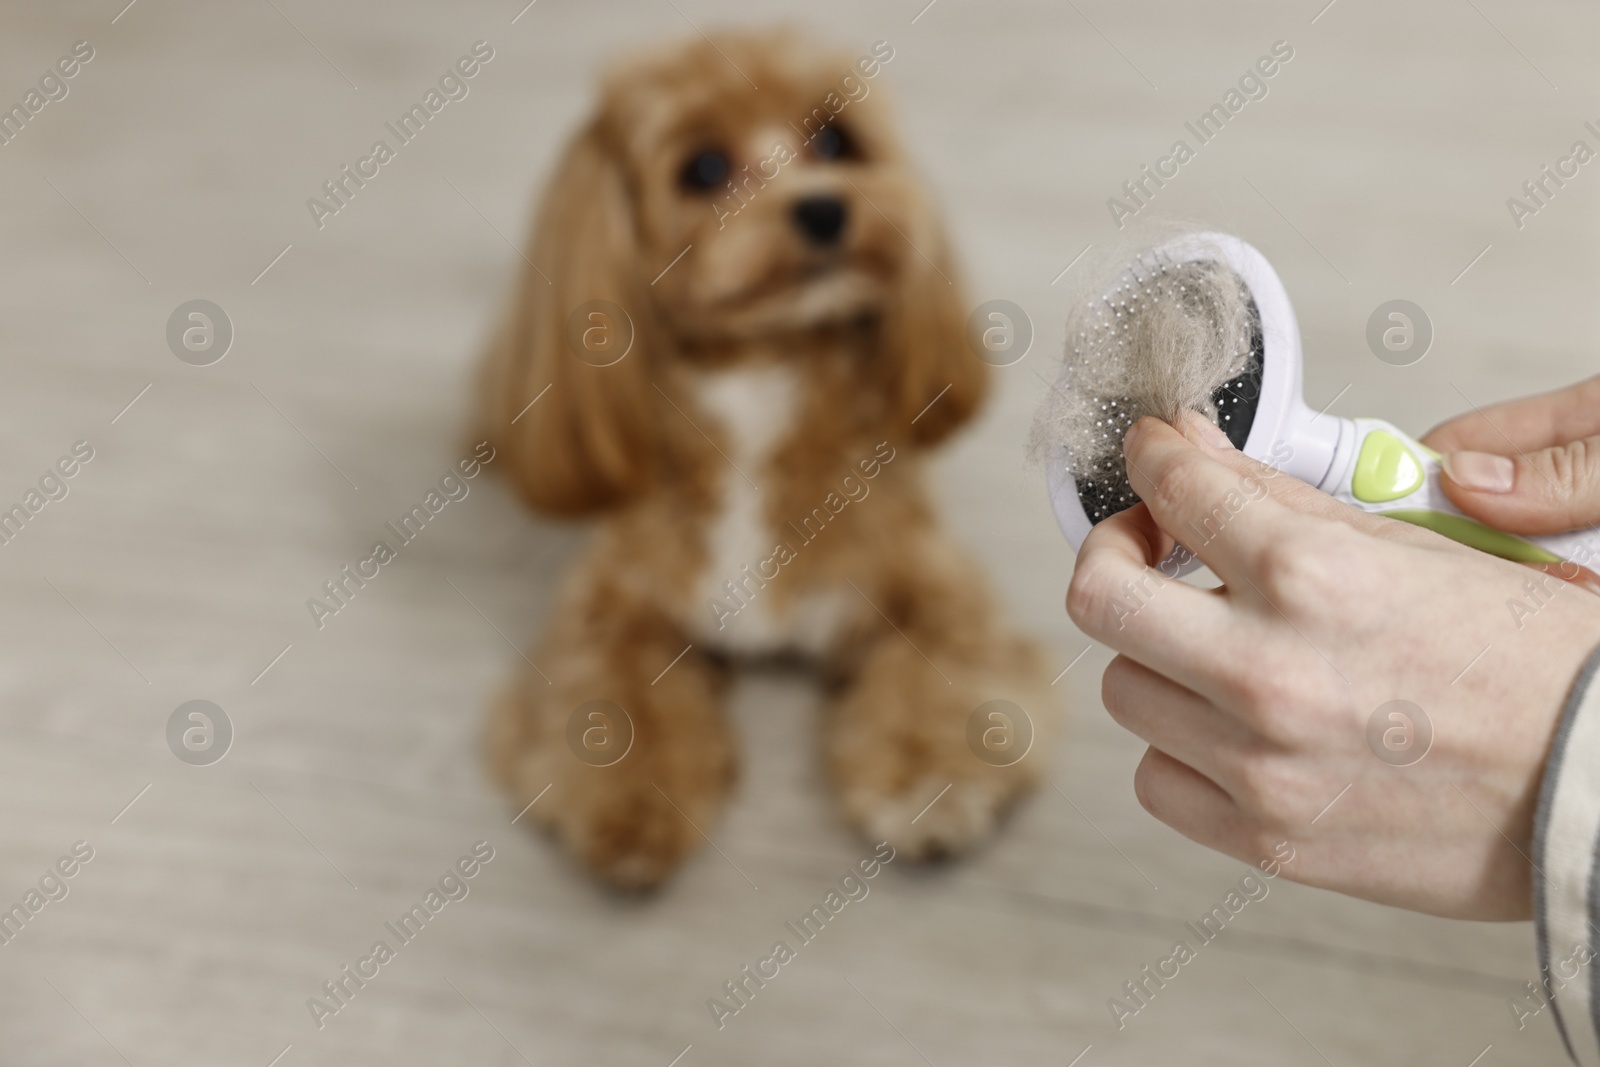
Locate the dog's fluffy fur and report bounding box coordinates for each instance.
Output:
[480,29,1056,889]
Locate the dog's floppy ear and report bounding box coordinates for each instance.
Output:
[878,196,987,447]
[481,122,658,516]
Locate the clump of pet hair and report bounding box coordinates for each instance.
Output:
[1029,229,1257,482]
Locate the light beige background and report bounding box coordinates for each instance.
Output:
[0,1,1595,1064]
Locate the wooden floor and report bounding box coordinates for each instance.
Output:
[1,1,1595,1063]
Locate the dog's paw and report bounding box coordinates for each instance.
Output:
[506,769,719,892]
[846,776,1009,862]
[489,644,736,891]
[562,782,705,891]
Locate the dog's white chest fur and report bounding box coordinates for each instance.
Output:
[687,364,845,656]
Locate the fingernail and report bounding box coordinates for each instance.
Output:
[1185,411,1234,451]
[1442,450,1515,493]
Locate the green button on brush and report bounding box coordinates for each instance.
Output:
[1352,430,1424,503]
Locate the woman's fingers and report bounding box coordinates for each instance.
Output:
[1067,500,1237,698]
[1072,413,1442,704]
[1425,378,1600,537]
[1102,654,1256,787]
[1439,434,1600,534]
[1421,375,1600,454]
[1118,415,1295,585]
[1132,748,1258,863]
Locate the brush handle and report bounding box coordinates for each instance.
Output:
[1319,418,1600,568]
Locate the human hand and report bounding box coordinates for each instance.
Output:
[1066,411,1600,920]
[1424,376,1600,594]
[1424,375,1600,534]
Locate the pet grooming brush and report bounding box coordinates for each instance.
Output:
[1039,232,1599,569]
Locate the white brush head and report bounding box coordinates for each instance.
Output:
[1036,232,1326,551]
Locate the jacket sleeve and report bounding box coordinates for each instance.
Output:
[1533,644,1600,1062]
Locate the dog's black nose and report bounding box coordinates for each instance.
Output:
[792,196,847,245]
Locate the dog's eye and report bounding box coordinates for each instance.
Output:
[679,149,730,191]
[810,125,859,162]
